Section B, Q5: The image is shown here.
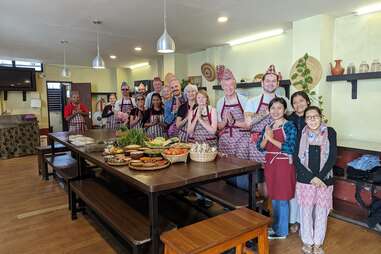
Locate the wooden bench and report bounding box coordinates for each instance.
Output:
[195,181,264,210]
[36,143,68,180]
[161,207,271,254]
[70,178,175,254]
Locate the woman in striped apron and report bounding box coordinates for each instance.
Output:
[64,91,88,133]
[257,97,297,240]
[143,93,167,139]
[129,94,145,129]
[176,84,198,142]
[187,90,217,147]
[102,94,118,129]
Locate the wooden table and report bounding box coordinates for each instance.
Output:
[48,129,262,254]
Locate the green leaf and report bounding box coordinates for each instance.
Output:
[303,53,309,60]
[310,91,316,95]
[298,59,304,64]
[297,68,303,73]
[291,73,298,80]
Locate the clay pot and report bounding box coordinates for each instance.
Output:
[330,60,345,76]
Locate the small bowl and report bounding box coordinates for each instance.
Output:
[130,151,144,160]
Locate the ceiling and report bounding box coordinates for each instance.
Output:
[0,0,377,68]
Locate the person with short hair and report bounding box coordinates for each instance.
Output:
[294,106,337,254]
[176,84,198,142]
[145,77,163,109]
[115,81,135,127]
[64,91,89,133]
[164,78,186,137]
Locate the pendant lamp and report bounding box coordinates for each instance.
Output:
[60,40,71,78]
[156,0,175,53]
[92,20,105,69]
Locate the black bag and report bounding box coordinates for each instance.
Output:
[355,182,381,228]
[348,166,381,184]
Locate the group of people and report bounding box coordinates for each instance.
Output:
[63,65,337,254]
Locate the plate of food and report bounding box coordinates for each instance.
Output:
[105,155,131,166]
[145,137,180,149]
[170,143,192,149]
[103,146,124,155]
[128,157,170,171]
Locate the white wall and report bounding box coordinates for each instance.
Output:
[331,12,381,142]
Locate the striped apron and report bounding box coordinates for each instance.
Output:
[188,107,217,147]
[130,109,144,129]
[117,98,134,128]
[146,113,167,139]
[106,106,118,130]
[249,94,273,163]
[69,113,87,133]
[218,96,250,159]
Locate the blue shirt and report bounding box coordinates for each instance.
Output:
[164,95,186,125]
[256,120,297,155]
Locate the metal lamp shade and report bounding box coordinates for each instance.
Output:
[61,66,71,78]
[92,54,105,69]
[156,29,175,53]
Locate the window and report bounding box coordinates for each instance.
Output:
[15,60,43,71]
[0,58,43,71]
[0,59,13,67]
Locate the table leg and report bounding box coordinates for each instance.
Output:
[51,140,55,156]
[149,192,159,254]
[76,153,82,179]
[248,172,257,210]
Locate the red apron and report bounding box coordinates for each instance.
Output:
[218,96,250,159]
[264,125,295,200]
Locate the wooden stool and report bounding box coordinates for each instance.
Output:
[160,207,271,254]
[45,152,78,210]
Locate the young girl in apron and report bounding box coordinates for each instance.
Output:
[257,97,297,239]
[176,84,198,142]
[129,94,145,129]
[187,90,217,147]
[143,93,167,139]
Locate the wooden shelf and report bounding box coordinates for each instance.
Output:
[212,80,291,98]
[326,71,381,99]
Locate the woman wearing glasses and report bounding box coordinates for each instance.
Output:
[129,94,145,129]
[294,106,337,254]
[101,93,118,129]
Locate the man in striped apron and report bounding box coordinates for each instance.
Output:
[115,81,135,128]
[64,91,89,133]
[164,78,186,137]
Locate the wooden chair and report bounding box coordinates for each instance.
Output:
[36,143,68,180]
[160,207,271,254]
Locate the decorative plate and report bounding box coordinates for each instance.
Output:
[201,63,216,82]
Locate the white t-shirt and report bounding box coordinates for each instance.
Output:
[245,94,292,114]
[216,93,248,122]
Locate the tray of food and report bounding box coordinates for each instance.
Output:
[145,137,180,149]
[104,154,131,166]
[103,145,124,155]
[128,157,170,171]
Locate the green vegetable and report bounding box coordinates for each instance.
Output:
[117,128,146,147]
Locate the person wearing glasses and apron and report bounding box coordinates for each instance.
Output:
[115,81,135,128]
[143,93,167,139]
[129,94,145,129]
[64,91,89,133]
[164,78,186,137]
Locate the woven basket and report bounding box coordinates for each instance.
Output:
[190,151,218,162]
[161,152,189,163]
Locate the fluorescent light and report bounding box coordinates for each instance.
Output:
[128,62,150,70]
[355,3,381,15]
[227,28,284,46]
[218,16,228,23]
[134,47,142,51]
[109,55,117,59]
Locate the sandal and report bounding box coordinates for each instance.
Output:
[302,244,313,254]
[314,245,325,254]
